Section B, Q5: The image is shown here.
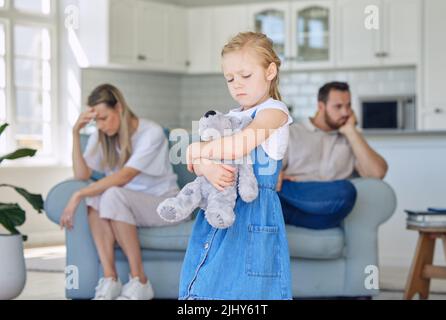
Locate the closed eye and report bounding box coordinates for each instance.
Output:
[227,78,234,83]
[242,74,252,79]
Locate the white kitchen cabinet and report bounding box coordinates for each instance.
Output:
[137,1,168,67]
[422,109,446,131]
[109,0,138,64]
[168,5,188,72]
[290,1,335,69]
[382,0,420,66]
[337,0,420,68]
[79,0,187,72]
[420,0,446,130]
[210,5,249,73]
[187,7,214,73]
[187,5,248,74]
[337,0,382,67]
[248,2,291,69]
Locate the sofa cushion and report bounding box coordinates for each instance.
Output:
[138,219,345,260]
[138,220,195,251]
[285,225,345,259]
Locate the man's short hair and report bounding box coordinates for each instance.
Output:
[318,82,350,104]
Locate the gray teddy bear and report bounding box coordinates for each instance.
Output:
[157,110,258,229]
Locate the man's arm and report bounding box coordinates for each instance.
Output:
[340,114,388,179]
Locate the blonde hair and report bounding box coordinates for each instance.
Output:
[87,84,137,170]
[221,32,282,101]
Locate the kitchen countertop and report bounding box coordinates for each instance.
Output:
[362,129,446,136]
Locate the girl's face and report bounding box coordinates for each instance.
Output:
[222,48,277,110]
[90,102,121,136]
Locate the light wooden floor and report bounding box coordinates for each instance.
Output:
[15,246,446,300]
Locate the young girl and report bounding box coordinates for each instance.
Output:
[60,84,181,300]
[180,32,293,300]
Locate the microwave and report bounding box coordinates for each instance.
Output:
[360,96,416,130]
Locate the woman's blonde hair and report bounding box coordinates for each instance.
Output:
[221,32,282,101]
[87,84,137,170]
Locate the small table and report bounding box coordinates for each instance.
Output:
[404,225,446,299]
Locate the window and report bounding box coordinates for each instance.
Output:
[14,0,51,15]
[0,22,7,154]
[14,24,52,151]
[0,0,56,162]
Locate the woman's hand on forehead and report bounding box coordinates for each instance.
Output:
[86,106,97,117]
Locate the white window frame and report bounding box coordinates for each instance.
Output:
[0,0,58,167]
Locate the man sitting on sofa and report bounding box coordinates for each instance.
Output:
[277,81,389,229]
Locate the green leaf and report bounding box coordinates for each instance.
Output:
[12,186,44,213]
[0,184,44,213]
[0,123,8,137]
[0,148,37,164]
[0,203,26,235]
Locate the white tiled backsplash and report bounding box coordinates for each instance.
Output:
[82,67,416,130]
[81,68,183,129]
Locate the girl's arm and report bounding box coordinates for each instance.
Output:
[192,159,236,191]
[188,109,288,164]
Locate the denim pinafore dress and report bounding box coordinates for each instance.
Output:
[178,111,292,300]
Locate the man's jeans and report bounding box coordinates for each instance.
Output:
[278,180,357,229]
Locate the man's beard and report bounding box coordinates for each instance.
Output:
[324,112,348,130]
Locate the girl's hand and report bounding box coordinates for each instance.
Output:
[60,192,83,230]
[186,142,205,173]
[73,108,97,134]
[196,160,236,191]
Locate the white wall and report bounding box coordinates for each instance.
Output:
[369,133,446,267]
[0,166,72,247]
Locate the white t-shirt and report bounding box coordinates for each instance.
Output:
[227,98,293,160]
[83,119,179,197]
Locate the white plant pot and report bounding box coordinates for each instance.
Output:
[0,234,26,300]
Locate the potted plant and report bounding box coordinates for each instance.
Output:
[0,123,44,300]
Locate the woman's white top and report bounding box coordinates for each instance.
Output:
[83,119,179,196]
[227,98,293,160]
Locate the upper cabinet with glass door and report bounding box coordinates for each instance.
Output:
[248,2,292,70]
[248,1,334,71]
[290,1,334,69]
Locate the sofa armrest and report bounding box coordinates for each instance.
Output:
[44,179,100,299]
[342,178,397,296]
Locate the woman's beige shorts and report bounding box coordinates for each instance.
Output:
[85,187,185,227]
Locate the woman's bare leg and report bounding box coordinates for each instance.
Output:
[87,207,118,280]
[110,221,148,284]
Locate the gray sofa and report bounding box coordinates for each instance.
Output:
[44,133,397,299]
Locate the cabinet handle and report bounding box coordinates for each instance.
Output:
[137,54,147,61]
[434,108,443,114]
[375,52,389,58]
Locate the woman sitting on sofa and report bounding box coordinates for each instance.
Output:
[60,83,182,300]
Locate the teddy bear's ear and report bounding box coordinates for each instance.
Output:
[204,110,217,118]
